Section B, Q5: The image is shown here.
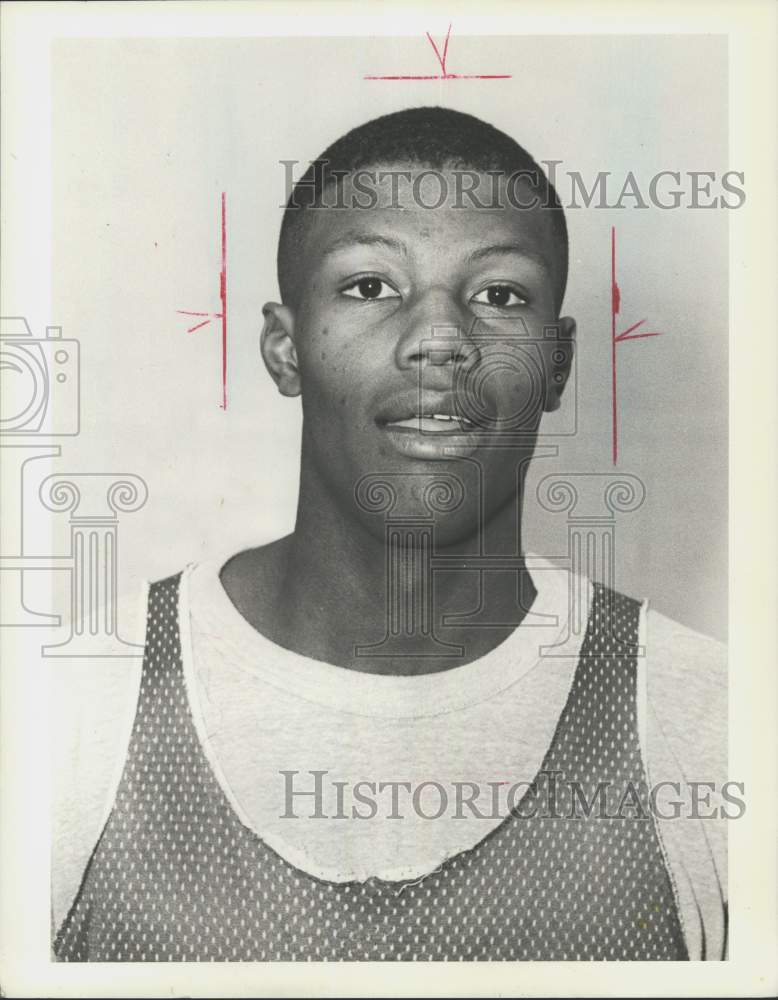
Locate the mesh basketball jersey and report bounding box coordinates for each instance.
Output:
[55,574,688,961]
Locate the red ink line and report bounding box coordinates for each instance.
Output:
[176,194,228,409]
[610,226,665,464]
[365,74,442,80]
[220,191,227,410]
[611,227,618,466]
[616,318,664,342]
[426,24,452,75]
[616,318,645,340]
[365,24,511,81]
[618,331,662,343]
[187,319,211,333]
[364,73,512,80]
[426,33,445,74]
[442,23,451,70]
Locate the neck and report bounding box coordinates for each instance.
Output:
[273,455,536,674]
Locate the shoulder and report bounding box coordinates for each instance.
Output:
[639,605,729,958]
[643,606,727,772]
[644,605,726,676]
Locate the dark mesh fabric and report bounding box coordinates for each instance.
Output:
[55,574,688,961]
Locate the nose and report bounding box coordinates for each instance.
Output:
[394,287,480,373]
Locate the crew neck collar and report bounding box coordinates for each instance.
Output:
[183,549,588,719]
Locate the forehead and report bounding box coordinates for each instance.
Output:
[302,163,561,279]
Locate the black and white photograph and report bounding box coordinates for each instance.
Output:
[0,1,776,996]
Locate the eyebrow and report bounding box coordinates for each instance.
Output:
[467,242,551,270]
[320,233,408,259]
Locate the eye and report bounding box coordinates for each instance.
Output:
[471,284,528,308]
[341,277,400,301]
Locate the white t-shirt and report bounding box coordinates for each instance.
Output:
[51,550,729,959]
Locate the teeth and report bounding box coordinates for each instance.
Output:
[385,413,476,433]
[429,413,476,428]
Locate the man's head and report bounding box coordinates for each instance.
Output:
[261,106,575,544]
[277,106,568,312]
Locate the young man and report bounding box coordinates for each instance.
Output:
[53,107,728,961]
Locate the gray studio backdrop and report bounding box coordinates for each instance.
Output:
[48,34,728,640]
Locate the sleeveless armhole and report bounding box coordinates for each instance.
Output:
[638,598,728,961]
[51,578,150,943]
[92,578,151,838]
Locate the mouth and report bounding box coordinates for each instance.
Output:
[374,393,485,460]
[375,391,483,435]
[381,412,477,435]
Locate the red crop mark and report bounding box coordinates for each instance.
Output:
[365,23,511,80]
[220,191,227,410]
[176,311,220,334]
[426,25,451,75]
[611,227,663,465]
[176,192,228,409]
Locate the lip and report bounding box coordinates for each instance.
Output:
[374,388,493,460]
[378,422,483,460]
[375,389,471,425]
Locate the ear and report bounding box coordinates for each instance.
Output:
[543,316,576,412]
[261,302,300,397]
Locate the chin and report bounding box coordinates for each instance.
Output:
[351,478,485,549]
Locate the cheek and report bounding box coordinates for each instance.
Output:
[458,344,546,420]
[296,317,350,385]
[300,353,351,402]
[298,319,388,404]
[502,354,548,430]
[297,337,368,428]
[294,299,382,428]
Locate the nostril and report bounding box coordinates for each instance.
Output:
[420,330,470,367]
[395,307,472,370]
[425,342,476,367]
[425,347,459,366]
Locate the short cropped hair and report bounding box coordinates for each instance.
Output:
[278,106,569,312]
